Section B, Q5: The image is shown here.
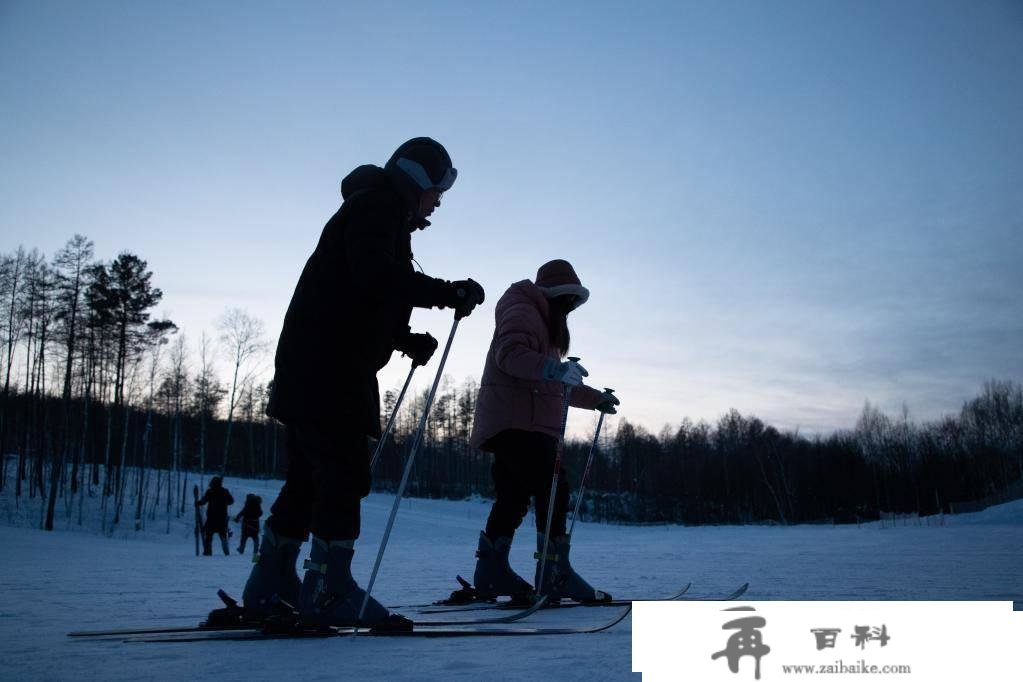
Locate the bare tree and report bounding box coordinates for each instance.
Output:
[240,381,258,474]
[0,247,27,491]
[217,308,267,474]
[107,355,143,531]
[193,331,223,486]
[135,327,175,531]
[16,250,51,502]
[45,235,94,530]
[165,333,188,521]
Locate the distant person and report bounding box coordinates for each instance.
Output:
[240,137,485,628]
[234,494,263,555]
[468,260,619,603]
[196,476,234,556]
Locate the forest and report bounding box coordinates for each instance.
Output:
[2,237,1021,532]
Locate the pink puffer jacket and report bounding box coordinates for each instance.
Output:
[469,280,603,451]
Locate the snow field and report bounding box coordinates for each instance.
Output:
[1,471,1020,680]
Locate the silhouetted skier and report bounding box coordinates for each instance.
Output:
[239,137,485,628]
[196,476,234,556]
[469,260,619,604]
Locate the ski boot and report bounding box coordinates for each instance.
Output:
[442,575,488,605]
[534,533,612,603]
[298,537,411,631]
[241,524,302,619]
[205,589,292,628]
[472,531,535,603]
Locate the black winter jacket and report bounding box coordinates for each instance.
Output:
[198,487,234,529]
[234,497,263,522]
[266,165,451,435]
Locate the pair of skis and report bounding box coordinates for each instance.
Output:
[67,581,748,642]
[119,604,634,643]
[408,581,749,615]
[68,594,550,640]
[69,598,623,643]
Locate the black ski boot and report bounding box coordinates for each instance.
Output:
[534,533,612,603]
[205,589,292,628]
[241,524,302,619]
[473,531,535,601]
[298,537,410,630]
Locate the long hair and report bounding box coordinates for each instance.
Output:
[547,295,575,358]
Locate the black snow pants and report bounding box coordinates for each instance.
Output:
[483,429,570,541]
[203,524,230,556]
[266,418,370,542]
[237,519,260,554]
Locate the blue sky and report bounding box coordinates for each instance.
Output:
[2,0,1021,436]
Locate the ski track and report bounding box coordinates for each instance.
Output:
[1,474,1021,680]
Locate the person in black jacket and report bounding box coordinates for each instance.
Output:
[197,477,234,556]
[234,494,263,555]
[241,138,485,628]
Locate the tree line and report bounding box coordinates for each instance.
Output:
[374,378,1023,525]
[0,238,272,533]
[2,236,1021,532]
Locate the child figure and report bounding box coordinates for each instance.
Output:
[235,494,263,555]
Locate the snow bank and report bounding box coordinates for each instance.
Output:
[946,497,1023,526]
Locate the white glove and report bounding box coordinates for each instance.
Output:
[544,358,588,386]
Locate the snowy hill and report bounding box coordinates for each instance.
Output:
[1,471,1021,680]
[944,497,1023,526]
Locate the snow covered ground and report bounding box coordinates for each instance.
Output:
[1,473,1021,681]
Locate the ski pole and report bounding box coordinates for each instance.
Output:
[567,388,612,538]
[369,363,416,472]
[536,356,579,597]
[357,317,459,629]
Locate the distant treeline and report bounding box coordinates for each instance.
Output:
[374,378,1023,525]
[2,237,1021,531]
[0,237,271,533]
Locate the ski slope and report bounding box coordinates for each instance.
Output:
[1,473,1021,680]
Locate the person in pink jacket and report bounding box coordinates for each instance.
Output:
[468,259,620,603]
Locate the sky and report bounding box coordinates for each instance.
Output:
[2,0,1021,437]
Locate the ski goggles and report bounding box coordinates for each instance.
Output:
[396,157,457,192]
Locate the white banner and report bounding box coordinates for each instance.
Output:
[633,601,1021,681]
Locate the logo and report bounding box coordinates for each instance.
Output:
[711,606,771,679]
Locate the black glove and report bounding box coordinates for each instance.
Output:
[395,331,439,367]
[596,389,620,415]
[447,278,485,320]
